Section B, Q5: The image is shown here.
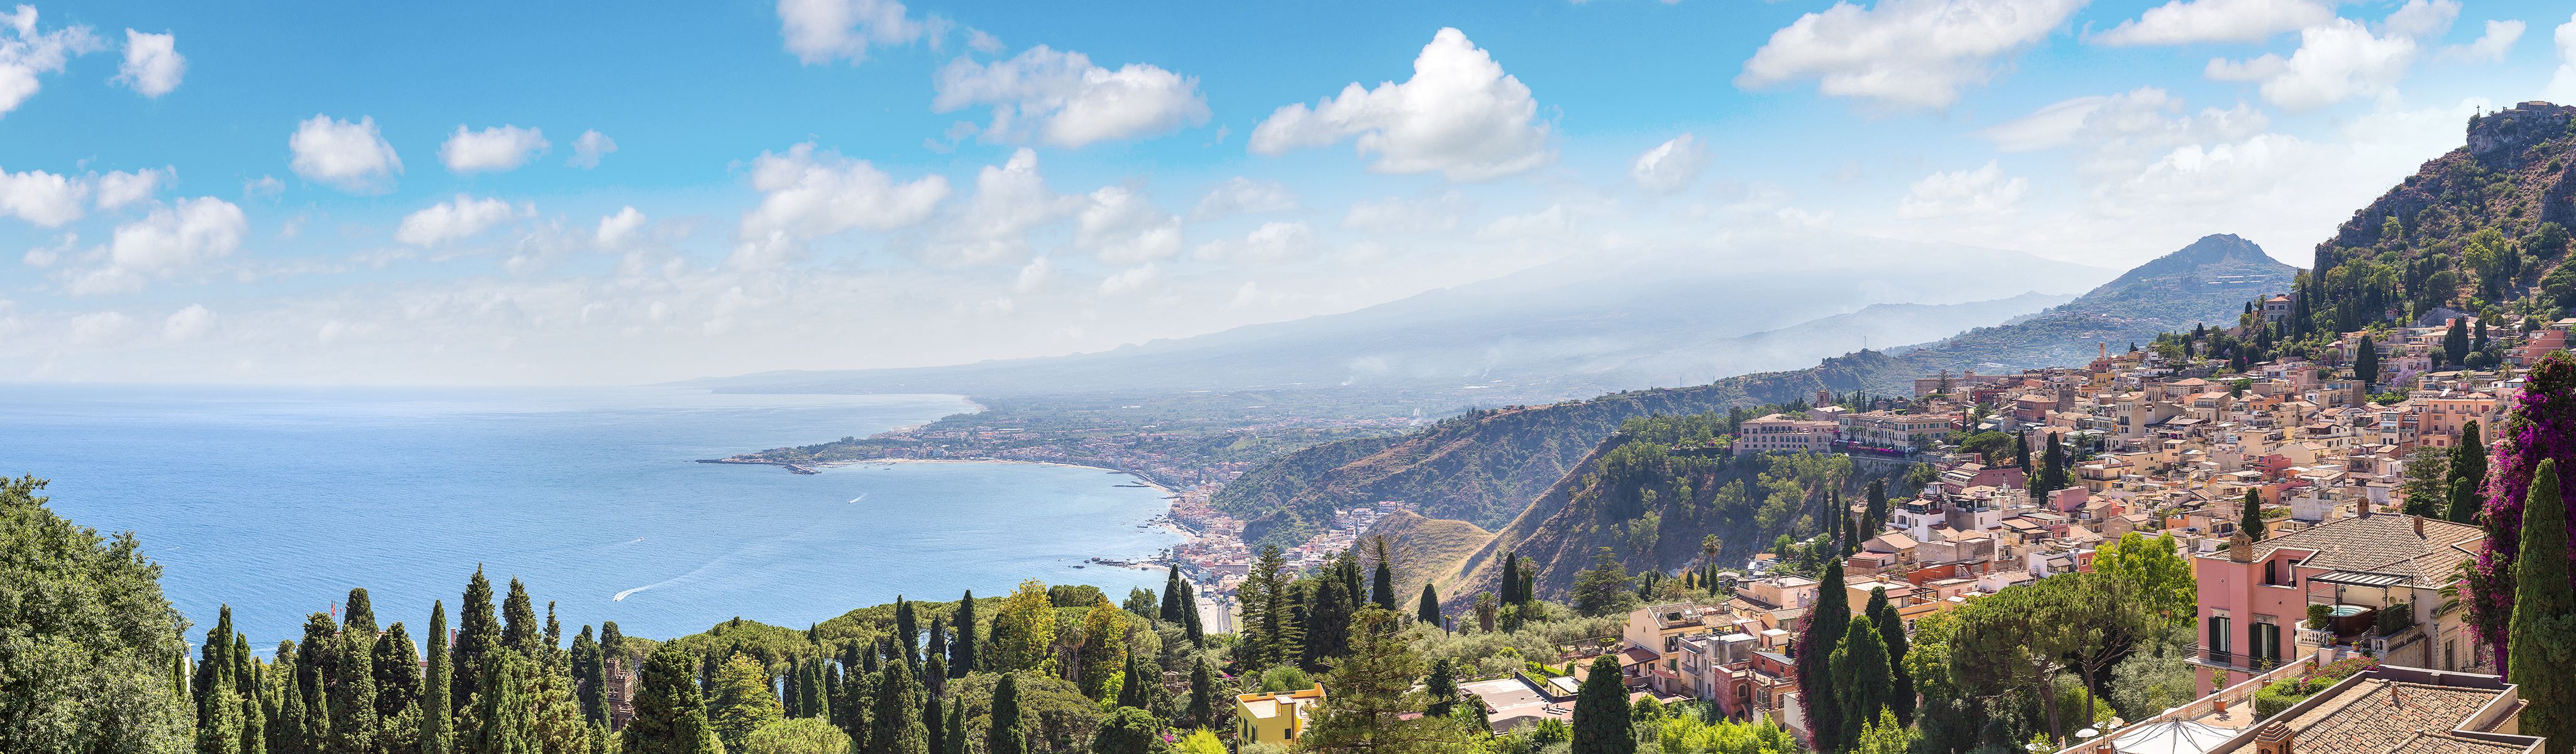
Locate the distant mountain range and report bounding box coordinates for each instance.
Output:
[693,234,2108,405]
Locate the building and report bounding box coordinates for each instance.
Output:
[2050,665,2538,754]
[1735,413,1838,456]
[2189,510,2487,694]
[1840,411,1953,451]
[1621,603,1722,694]
[1235,686,1326,745]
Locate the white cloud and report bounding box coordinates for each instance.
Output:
[1011,256,1052,293]
[289,115,403,192]
[113,29,182,96]
[67,196,248,295]
[1974,87,2267,168]
[67,311,130,344]
[776,0,925,65]
[94,167,168,210]
[932,46,1210,148]
[966,28,1004,54]
[1474,204,1575,241]
[21,232,70,267]
[2091,0,2332,45]
[1189,177,1298,219]
[162,303,213,341]
[242,175,284,200]
[738,142,951,244]
[597,207,647,248]
[905,148,1077,265]
[2380,0,2457,40]
[1898,161,2027,218]
[1736,0,2084,109]
[0,6,102,117]
[1341,193,1467,232]
[1631,133,1711,193]
[1098,263,1160,295]
[569,129,617,168]
[1075,187,1182,265]
[1249,28,1552,180]
[2440,19,2524,63]
[1194,221,1317,261]
[395,194,523,246]
[2548,14,2576,104]
[2206,19,2416,111]
[440,125,550,173]
[0,167,87,226]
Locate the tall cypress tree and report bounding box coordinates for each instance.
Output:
[1160,566,1189,623]
[456,567,500,714]
[894,598,920,669]
[921,690,945,754]
[870,658,927,754]
[1304,572,1354,667]
[925,617,948,681]
[500,579,538,658]
[1185,659,1217,729]
[1797,559,1850,754]
[2356,333,2381,386]
[272,640,307,754]
[1424,658,1457,718]
[1416,583,1442,627]
[1500,552,1521,607]
[374,622,422,721]
[1831,619,1893,748]
[949,592,976,678]
[1370,560,1397,612]
[424,602,453,754]
[2240,489,2268,541]
[295,613,338,754]
[1569,655,1633,754]
[2509,459,2576,754]
[1868,588,1914,726]
[471,652,531,754]
[197,606,243,754]
[2450,420,2490,524]
[330,589,380,754]
[942,698,966,754]
[985,673,1027,754]
[570,626,604,725]
[622,645,719,754]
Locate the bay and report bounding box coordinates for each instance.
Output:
[0,384,1182,650]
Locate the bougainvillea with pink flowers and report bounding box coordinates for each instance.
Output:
[2471,351,2576,669]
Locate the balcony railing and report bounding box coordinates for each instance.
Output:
[2189,645,2282,672]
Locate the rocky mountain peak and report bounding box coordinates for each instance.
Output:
[2467,101,2576,162]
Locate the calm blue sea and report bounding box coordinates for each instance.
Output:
[0,385,1181,650]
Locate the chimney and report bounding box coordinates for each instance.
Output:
[2357,494,2372,518]
[2254,722,2294,754]
[2230,532,2254,563]
[2414,515,2425,536]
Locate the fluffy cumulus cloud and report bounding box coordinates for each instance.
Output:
[1097,263,1159,295]
[94,167,168,210]
[395,194,524,246]
[570,129,617,168]
[2545,14,2576,103]
[1974,87,2267,168]
[1249,28,1552,180]
[1736,0,2084,109]
[289,115,403,192]
[1190,177,1297,219]
[738,142,952,246]
[67,196,248,295]
[2205,19,2417,111]
[0,167,87,226]
[776,0,924,65]
[2439,20,2524,63]
[1898,161,2027,218]
[596,206,646,248]
[113,29,183,96]
[905,148,1078,265]
[2091,0,2332,45]
[2379,0,2457,40]
[932,46,1209,148]
[440,125,551,173]
[1075,187,1181,265]
[1631,133,1711,193]
[0,6,101,118]
[162,303,213,341]
[66,311,130,344]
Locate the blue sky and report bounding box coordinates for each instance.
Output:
[3,0,2573,383]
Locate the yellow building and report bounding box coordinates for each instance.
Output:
[1235,685,1326,744]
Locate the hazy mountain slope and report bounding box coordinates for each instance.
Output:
[1216,234,2293,549]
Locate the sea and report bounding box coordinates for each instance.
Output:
[0,384,1183,652]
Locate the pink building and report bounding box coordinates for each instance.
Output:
[2190,510,2487,694]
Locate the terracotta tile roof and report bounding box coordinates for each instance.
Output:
[2254,514,2484,589]
[2281,679,2514,754]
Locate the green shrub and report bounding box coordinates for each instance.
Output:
[2306,604,2333,630]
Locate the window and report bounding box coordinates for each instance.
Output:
[2209,615,2232,656]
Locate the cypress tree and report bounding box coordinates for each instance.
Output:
[1424,658,1457,717]
[570,626,604,725]
[1500,552,1521,607]
[2446,318,2470,366]
[1570,655,1634,754]
[870,659,927,754]
[240,684,268,754]
[986,673,1027,754]
[922,655,947,702]
[949,592,976,678]
[2509,459,2576,754]
[374,621,422,721]
[295,613,337,754]
[424,602,453,754]
[1160,566,1189,623]
[2450,420,2490,524]
[197,606,243,754]
[942,698,966,754]
[1868,588,1914,726]
[2241,489,2268,542]
[921,691,945,754]
[471,652,531,754]
[500,578,538,658]
[2356,333,2381,386]
[1179,579,1205,647]
[542,603,563,668]
[622,645,720,754]
[1370,560,1397,612]
[456,567,500,713]
[1797,559,1850,754]
[1831,618,1893,748]
[1865,479,1890,534]
[1186,658,1218,728]
[1416,583,1442,628]
[783,659,803,721]
[894,598,920,669]
[925,617,948,679]
[272,640,307,754]
[330,589,380,754]
[825,664,846,729]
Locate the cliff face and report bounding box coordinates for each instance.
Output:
[2314,101,2576,275]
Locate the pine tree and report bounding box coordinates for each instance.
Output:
[949,592,977,678]
[1160,566,1189,624]
[424,602,454,754]
[500,579,538,658]
[1570,655,1633,754]
[542,603,563,669]
[985,674,1028,754]
[1831,619,1893,749]
[456,567,501,714]
[2240,489,2267,542]
[2450,420,2490,524]
[2510,459,2576,754]
[708,654,781,751]
[1301,609,1465,754]
[1868,589,1914,727]
[330,589,380,754]
[622,645,720,754]
[1416,582,1443,628]
[1424,658,1457,718]
[1797,559,1850,754]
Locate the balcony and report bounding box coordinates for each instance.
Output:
[2187,645,2285,672]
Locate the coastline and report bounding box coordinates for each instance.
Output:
[711,454,1196,567]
